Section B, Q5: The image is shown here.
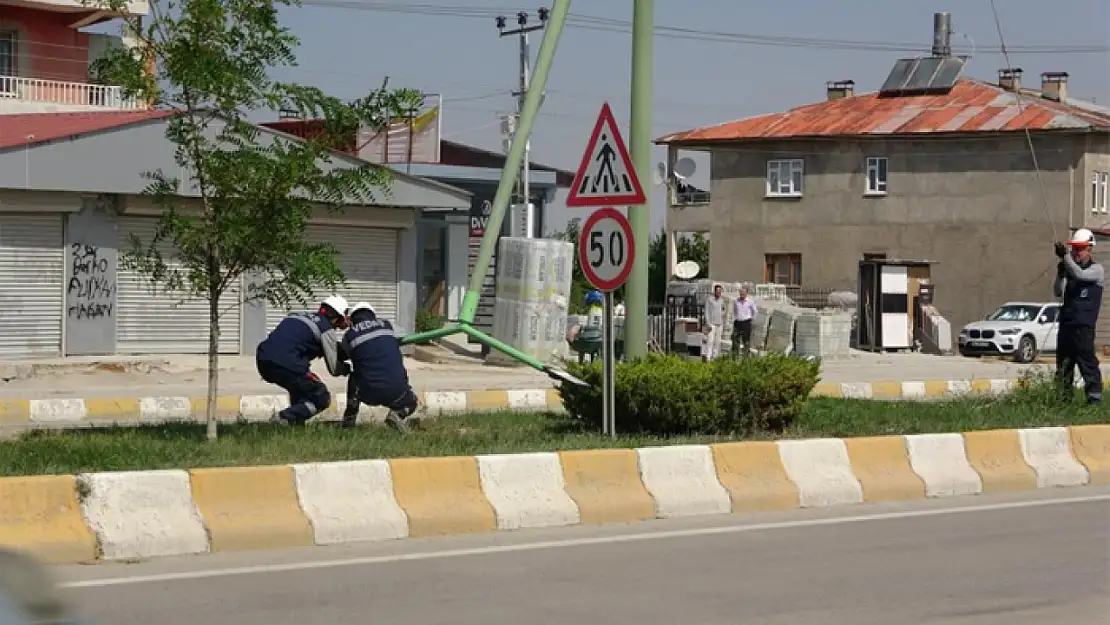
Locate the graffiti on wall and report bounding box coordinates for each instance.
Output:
[67,244,115,319]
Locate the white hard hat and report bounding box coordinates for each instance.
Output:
[1069,228,1096,247]
[320,295,349,315]
[347,301,376,315]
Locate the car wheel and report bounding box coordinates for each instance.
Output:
[1015,335,1037,363]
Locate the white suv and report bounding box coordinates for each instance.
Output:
[958,301,1059,363]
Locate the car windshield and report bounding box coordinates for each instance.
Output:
[986,305,1041,322]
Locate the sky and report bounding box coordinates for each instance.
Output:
[147,0,1110,234]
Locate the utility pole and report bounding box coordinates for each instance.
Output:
[496,8,548,238]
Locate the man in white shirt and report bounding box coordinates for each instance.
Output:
[702,284,726,361]
[731,287,758,357]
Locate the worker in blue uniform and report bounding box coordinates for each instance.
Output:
[1054,228,1104,404]
[256,294,351,425]
[339,301,421,433]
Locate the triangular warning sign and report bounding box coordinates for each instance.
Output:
[565,102,647,208]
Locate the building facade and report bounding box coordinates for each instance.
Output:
[658,71,1110,345]
[0,110,470,359]
[1,0,149,114]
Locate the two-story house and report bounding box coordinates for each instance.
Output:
[656,17,1110,345]
[1,0,149,113]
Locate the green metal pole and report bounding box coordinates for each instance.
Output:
[458,0,572,324]
[623,0,653,360]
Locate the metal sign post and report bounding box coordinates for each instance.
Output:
[578,207,635,438]
[601,290,616,438]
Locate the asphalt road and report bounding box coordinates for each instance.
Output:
[55,487,1110,625]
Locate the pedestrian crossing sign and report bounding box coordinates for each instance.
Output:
[565,102,647,208]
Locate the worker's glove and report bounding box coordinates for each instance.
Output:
[1054,241,1067,258]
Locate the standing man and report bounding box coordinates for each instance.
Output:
[731,287,758,357]
[702,284,726,361]
[256,295,351,425]
[1053,228,1104,404]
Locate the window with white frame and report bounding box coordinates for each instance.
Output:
[766,159,804,197]
[0,33,14,96]
[865,156,888,195]
[1093,171,1109,213]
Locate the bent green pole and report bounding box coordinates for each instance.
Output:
[458,0,571,325]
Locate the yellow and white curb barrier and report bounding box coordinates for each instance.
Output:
[1,425,1106,565]
[0,389,563,427]
[0,376,1100,428]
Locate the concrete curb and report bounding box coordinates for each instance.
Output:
[0,377,1096,429]
[2,424,1104,565]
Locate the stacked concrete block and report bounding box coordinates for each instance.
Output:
[794,311,853,360]
[489,238,574,365]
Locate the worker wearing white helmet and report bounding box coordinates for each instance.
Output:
[337,301,421,432]
[255,294,352,425]
[1053,229,1104,404]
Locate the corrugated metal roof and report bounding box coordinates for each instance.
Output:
[656,79,1110,145]
[0,110,173,150]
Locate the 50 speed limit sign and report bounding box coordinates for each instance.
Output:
[578,207,636,292]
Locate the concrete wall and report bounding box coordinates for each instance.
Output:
[678,134,1098,335]
[64,196,118,355]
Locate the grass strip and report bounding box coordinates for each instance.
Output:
[3,379,1109,477]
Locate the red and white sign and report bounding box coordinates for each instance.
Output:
[578,207,635,291]
[565,102,646,208]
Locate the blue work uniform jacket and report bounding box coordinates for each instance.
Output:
[256,312,347,376]
[340,314,409,397]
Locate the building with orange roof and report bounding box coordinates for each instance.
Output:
[656,13,1110,350]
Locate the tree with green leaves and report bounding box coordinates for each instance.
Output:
[91,0,422,440]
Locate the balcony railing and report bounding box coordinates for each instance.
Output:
[0,76,145,111]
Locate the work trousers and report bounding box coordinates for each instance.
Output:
[257,359,332,422]
[731,319,753,357]
[344,375,420,418]
[1056,323,1102,403]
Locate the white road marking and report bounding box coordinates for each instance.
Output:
[61,493,1110,589]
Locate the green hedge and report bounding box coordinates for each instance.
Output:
[558,353,820,435]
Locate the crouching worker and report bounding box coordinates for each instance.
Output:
[340,301,421,433]
[256,295,351,426]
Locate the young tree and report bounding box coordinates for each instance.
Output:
[91,0,420,440]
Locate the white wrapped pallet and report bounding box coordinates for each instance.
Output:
[489,237,575,365]
[794,311,853,360]
[765,306,804,353]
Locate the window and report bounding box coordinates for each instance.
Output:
[1040,306,1059,323]
[1094,171,1109,214]
[0,33,13,95]
[865,157,888,195]
[765,253,802,285]
[766,159,804,197]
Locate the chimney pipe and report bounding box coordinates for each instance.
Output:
[998,68,1022,92]
[932,12,952,57]
[826,80,855,101]
[1041,72,1068,102]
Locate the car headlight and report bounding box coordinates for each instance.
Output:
[999,328,1021,335]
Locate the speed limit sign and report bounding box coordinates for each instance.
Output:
[578,207,636,291]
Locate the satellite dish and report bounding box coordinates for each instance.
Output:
[674,260,700,280]
[652,161,666,186]
[674,157,697,179]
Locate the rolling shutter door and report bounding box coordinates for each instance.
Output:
[116,216,242,354]
[0,215,63,357]
[265,225,398,330]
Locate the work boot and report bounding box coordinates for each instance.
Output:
[384,411,411,435]
[341,411,359,429]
